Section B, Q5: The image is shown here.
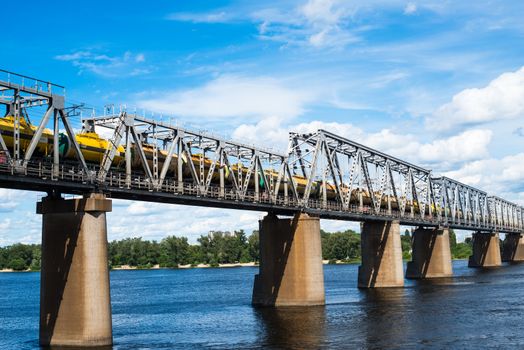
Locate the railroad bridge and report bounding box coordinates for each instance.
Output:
[1,70,523,346]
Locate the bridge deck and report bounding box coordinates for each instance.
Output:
[0,160,518,233]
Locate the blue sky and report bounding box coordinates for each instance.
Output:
[1,0,524,245]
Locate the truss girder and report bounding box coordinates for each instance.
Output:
[0,71,90,179]
[1,70,522,233]
[85,114,288,201]
[431,177,488,228]
[287,130,435,219]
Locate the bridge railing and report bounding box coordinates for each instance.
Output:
[0,157,521,233]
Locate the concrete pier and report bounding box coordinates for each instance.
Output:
[358,220,404,288]
[37,193,113,347]
[468,232,502,268]
[406,228,453,279]
[502,234,524,262]
[252,213,325,306]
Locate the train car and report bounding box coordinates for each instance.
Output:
[0,115,53,156]
[1,114,445,215]
[59,131,125,165]
[58,129,439,214]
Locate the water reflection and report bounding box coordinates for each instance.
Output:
[6,262,524,349]
[46,346,112,350]
[358,288,409,349]
[255,306,327,349]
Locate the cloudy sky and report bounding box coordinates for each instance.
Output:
[1,0,524,245]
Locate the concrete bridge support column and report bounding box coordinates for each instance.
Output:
[252,212,325,306]
[502,234,524,262]
[468,232,502,268]
[406,228,453,279]
[37,193,113,347]
[358,220,404,288]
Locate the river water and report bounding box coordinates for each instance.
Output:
[2,261,524,349]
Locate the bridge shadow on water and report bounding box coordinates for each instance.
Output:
[254,305,327,349]
[44,346,112,350]
[356,288,410,349]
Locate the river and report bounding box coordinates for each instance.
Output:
[2,261,524,349]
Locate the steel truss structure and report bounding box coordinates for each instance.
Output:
[287,130,523,233]
[0,70,522,233]
[88,112,295,204]
[0,69,90,178]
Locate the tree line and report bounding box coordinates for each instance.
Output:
[0,228,473,271]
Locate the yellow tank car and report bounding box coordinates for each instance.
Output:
[59,132,125,165]
[0,115,53,155]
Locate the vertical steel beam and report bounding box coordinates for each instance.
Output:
[254,154,259,202]
[59,109,90,179]
[13,90,20,162]
[152,127,159,184]
[302,138,321,206]
[181,140,200,186]
[177,135,184,192]
[23,106,54,165]
[221,150,239,196]
[125,127,132,188]
[98,113,127,182]
[0,128,11,160]
[322,139,345,207]
[219,158,225,198]
[130,126,154,184]
[52,109,59,178]
[203,143,221,195]
[158,134,179,190]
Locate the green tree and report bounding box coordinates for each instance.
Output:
[449,229,457,251]
[321,229,360,262]
[188,244,202,265]
[30,246,41,271]
[108,237,162,267]
[452,243,472,259]
[9,258,27,271]
[0,247,7,269]
[4,243,38,270]
[248,231,259,262]
[159,236,190,267]
[401,230,412,260]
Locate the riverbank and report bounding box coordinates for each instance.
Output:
[112,262,259,270]
[0,259,472,272]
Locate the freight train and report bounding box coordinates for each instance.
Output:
[0,113,436,215]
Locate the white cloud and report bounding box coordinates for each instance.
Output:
[444,153,524,200]
[0,207,42,246]
[0,218,11,231]
[404,2,417,15]
[166,11,231,23]
[233,119,492,168]
[514,127,524,137]
[163,0,524,50]
[54,51,92,61]
[55,50,150,77]
[0,189,29,213]
[107,202,263,243]
[137,75,314,123]
[302,0,344,25]
[102,199,363,243]
[135,53,145,63]
[253,0,361,48]
[413,129,492,165]
[427,66,524,131]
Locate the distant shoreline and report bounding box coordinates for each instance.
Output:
[0,259,470,273]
